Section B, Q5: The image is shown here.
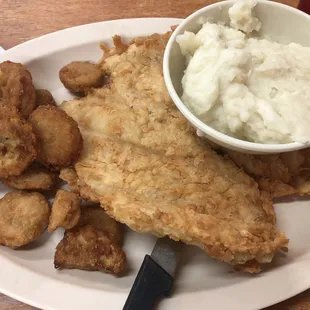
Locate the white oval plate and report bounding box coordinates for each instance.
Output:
[0,18,310,310]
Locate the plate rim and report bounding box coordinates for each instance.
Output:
[0,17,310,310]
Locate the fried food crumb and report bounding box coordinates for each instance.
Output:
[54,225,126,275]
[59,61,103,94]
[0,191,50,248]
[78,206,123,245]
[3,162,57,190]
[29,106,83,167]
[48,189,81,232]
[0,105,37,178]
[35,89,57,107]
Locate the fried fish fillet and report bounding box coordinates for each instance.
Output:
[61,32,288,272]
[225,149,310,198]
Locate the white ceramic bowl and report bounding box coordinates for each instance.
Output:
[163,0,310,154]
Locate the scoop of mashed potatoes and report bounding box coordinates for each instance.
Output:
[177,0,310,144]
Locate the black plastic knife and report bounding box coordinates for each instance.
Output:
[123,237,183,310]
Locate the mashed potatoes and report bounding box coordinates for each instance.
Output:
[177,0,310,144]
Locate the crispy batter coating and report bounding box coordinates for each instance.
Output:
[35,89,57,107]
[0,61,36,118]
[29,106,83,167]
[0,191,50,248]
[225,148,310,198]
[48,189,81,232]
[78,206,123,245]
[59,61,103,94]
[54,225,126,275]
[59,167,99,202]
[62,33,288,273]
[3,162,57,190]
[0,105,37,178]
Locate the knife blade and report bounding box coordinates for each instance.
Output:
[123,237,183,310]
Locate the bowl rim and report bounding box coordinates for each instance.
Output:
[163,0,310,153]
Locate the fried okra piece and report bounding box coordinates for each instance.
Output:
[54,225,126,275]
[0,61,36,118]
[48,189,81,232]
[3,162,57,190]
[59,61,103,94]
[0,106,37,178]
[35,89,57,107]
[29,106,83,167]
[0,191,50,248]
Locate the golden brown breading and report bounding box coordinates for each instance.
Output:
[35,89,57,107]
[48,189,80,232]
[100,35,128,59]
[78,206,123,245]
[225,150,305,184]
[59,167,99,202]
[0,61,36,118]
[0,106,37,178]
[225,148,310,198]
[59,61,103,94]
[3,162,57,190]
[61,33,288,272]
[72,134,288,269]
[62,88,204,158]
[54,225,126,275]
[0,191,50,248]
[29,106,83,167]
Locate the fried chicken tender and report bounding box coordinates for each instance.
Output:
[29,106,83,167]
[78,206,123,244]
[35,89,57,107]
[0,106,37,178]
[59,61,103,94]
[54,225,126,275]
[3,162,57,190]
[0,61,36,118]
[0,191,50,248]
[48,189,81,232]
[60,33,288,273]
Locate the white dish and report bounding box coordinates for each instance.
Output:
[163,0,310,154]
[0,18,310,310]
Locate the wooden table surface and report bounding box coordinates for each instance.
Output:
[0,0,307,309]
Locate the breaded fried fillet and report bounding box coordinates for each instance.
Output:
[61,32,288,272]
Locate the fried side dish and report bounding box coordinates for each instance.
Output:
[3,162,57,190]
[48,189,81,232]
[0,61,36,118]
[29,105,83,167]
[0,191,50,248]
[59,61,103,94]
[54,225,126,275]
[61,33,288,273]
[78,206,123,245]
[224,149,310,198]
[0,106,37,178]
[60,168,100,202]
[35,89,57,107]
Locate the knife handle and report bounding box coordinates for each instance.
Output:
[123,255,174,310]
